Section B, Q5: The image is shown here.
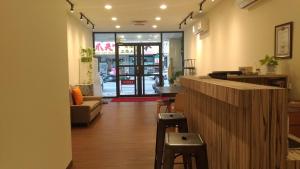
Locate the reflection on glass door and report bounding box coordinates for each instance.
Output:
[117,45,138,96]
[116,43,162,96]
[141,45,161,95]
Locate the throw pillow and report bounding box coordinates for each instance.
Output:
[72,87,83,105]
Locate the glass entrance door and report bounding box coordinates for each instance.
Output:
[116,43,162,96]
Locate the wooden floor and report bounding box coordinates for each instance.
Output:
[72,101,180,169]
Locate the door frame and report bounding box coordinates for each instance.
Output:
[116,43,162,97]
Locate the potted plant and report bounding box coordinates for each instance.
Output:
[169,71,183,85]
[80,48,95,84]
[259,55,278,74]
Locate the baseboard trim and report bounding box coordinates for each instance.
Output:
[66,160,73,169]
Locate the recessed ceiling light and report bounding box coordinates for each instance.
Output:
[152,25,158,29]
[115,25,120,29]
[120,35,125,38]
[137,35,142,39]
[112,17,117,21]
[155,17,161,21]
[104,4,112,10]
[160,4,167,10]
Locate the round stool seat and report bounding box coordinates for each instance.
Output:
[164,132,208,169]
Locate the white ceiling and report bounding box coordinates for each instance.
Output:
[70,0,221,32]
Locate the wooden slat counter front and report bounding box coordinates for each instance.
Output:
[180,76,288,169]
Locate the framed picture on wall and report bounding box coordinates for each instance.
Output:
[275,22,293,59]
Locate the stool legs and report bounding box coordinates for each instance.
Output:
[163,148,174,169]
[183,153,192,169]
[154,122,166,169]
[195,146,209,169]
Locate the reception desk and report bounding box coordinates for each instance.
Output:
[180,76,288,169]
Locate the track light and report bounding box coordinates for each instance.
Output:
[70,5,74,13]
[66,0,75,13]
[66,1,95,30]
[199,0,206,13]
[178,11,193,30]
[79,12,95,30]
[80,13,83,21]
[199,3,203,13]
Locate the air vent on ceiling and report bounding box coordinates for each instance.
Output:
[132,20,147,26]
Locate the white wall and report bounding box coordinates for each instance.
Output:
[185,0,300,99]
[0,1,72,169]
[67,13,93,85]
[67,13,101,96]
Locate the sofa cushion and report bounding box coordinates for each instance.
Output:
[82,100,101,111]
[72,87,83,105]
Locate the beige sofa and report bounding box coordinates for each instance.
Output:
[69,90,102,125]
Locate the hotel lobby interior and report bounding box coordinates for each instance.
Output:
[1,0,300,169]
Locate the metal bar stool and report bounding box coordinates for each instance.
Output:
[163,132,208,169]
[154,113,188,169]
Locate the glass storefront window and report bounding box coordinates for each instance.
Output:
[94,32,183,97]
[162,33,183,87]
[94,33,117,97]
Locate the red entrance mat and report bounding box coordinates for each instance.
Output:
[111,97,163,102]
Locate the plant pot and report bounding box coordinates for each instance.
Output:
[267,65,276,74]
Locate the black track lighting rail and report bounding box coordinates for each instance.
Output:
[66,0,74,13]
[80,12,95,30]
[179,12,194,29]
[178,0,208,29]
[199,0,207,13]
[66,0,95,30]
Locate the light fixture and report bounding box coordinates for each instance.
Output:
[155,17,161,21]
[178,11,193,30]
[115,25,120,29]
[70,5,74,13]
[199,3,203,13]
[152,25,158,29]
[79,12,95,30]
[66,0,75,13]
[137,35,142,39]
[199,0,206,13]
[80,13,83,21]
[112,17,117,21]
[160,4,167,10]
[105,4,112,10]
[212,0,215,2]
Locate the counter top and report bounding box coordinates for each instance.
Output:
[182,76,283,90]
[227,74,288,79]
[181,76,286,108]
